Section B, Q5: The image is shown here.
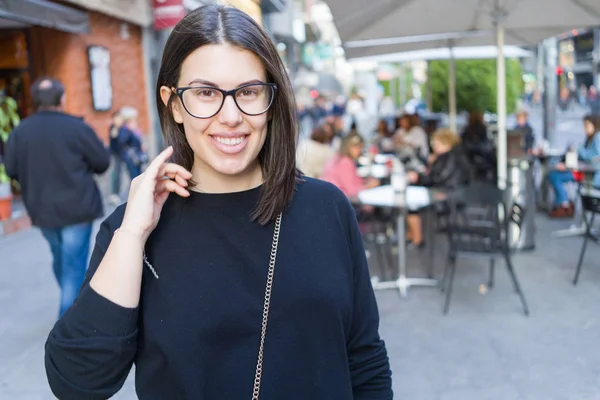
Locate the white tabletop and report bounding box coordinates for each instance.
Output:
[357,164,390,179]
[357,185,434,211]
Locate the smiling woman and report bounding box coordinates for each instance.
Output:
[157,11,298,222]
[44,4,393,400]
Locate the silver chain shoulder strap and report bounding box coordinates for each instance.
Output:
[252,212,282,400]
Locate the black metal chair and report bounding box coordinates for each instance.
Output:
[357,206,396,282]
[440,183,529,315]
[573,187,600,285]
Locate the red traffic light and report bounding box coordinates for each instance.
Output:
[555,66,563,75]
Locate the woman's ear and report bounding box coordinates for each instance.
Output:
[160,86,184,124]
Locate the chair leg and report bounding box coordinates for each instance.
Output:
[426,211,435,279]
[574,214,594,286]
[488,258,495,288]
[504,254,530,316]
[443,256,457,315]
[573,232,591,286]
[440,253,453,293]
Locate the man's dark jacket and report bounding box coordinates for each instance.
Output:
[4,110,110,228]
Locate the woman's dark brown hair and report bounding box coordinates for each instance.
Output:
[376,119,388,134]
[468,111,484,126]
[397,114,417,131]
[156,5,298,225]
[310,125,330,144]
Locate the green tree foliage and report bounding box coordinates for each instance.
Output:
[0,93,20,183]
[426,59,524,114]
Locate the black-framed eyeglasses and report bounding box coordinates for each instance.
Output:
[173,82,278,119]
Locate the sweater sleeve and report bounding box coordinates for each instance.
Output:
[578,134,600,162]
[45,208,139,400]
[344,201,393,399]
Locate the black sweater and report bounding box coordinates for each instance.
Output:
[44,178,392,399]
[4,110,109,228]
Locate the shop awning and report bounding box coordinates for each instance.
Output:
[0,0,90,34]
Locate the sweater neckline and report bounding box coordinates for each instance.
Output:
[185,184,263,208]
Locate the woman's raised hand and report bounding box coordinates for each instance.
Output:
[120,146,192,241]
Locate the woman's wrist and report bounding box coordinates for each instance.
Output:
[114,226,147,244]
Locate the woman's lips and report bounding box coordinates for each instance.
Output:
[210,135,249,155]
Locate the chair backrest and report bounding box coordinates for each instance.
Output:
[445,183,506,254]
[580,188,600,214]
[507,201,526,229]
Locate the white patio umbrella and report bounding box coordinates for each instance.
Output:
[349,44,533,132]
[349,45,533,63]
[326,0,600,188]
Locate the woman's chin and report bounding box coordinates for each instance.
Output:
[210,159,258,177]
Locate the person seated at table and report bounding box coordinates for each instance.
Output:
[514,110,535,153]
[321,132,379,198]
[371,119,395,155]
[296,124,336,179]
[548,115,600,218]
[461,110,495,182]
[393,113,429,162]
[405,129,472,247]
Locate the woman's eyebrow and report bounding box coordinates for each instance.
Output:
[188,78,218,87]
[186,78,265,87]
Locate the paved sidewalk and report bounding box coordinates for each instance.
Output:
[1,214,600,399]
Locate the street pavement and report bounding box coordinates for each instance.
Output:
[2,210,600,399]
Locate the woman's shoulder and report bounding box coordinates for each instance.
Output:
[294,177,352,207]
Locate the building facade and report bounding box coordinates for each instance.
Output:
[557,28,600,90]
[0,0,153,144]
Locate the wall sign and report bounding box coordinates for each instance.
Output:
[153,0,186,30]
[87,45,112,111]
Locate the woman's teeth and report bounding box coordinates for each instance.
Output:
[215,136,245,146]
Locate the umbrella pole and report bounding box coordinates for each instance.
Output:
[448,41,457,132]
[495,14,507,189]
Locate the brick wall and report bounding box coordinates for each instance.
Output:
[28,11,150,144]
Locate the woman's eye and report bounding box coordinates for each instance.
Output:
[239,89,257,98]
[195,89,217,97]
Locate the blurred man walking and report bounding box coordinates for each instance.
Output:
[4,77,109,317]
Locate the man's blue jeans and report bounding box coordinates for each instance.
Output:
[40,222,92,317]
[548,170,575,206]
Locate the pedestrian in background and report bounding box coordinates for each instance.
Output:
[118,106,146,181]
[4,77,110,317]
[514,110,535,153]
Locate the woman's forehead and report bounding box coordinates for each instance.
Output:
[179,43,266,87]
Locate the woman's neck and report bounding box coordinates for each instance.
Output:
[190,159,264,194]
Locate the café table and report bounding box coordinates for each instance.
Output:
[353,185,447,297]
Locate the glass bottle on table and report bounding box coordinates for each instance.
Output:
[390,158,407,193]
[565,144,578,170]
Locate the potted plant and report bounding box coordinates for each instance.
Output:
[0,92,20,220]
